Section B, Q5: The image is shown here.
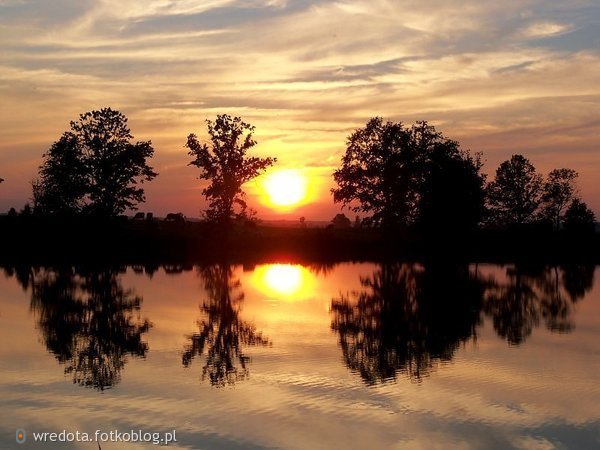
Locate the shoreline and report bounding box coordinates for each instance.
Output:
[1,217,598,265]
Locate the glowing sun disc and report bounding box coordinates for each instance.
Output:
[263,170,307,207]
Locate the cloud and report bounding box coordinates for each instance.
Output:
[521,21,572,38]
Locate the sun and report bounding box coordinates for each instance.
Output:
[262,169,307,208]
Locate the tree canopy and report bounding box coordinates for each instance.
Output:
[486,154,543,226]
[33,108,157,216]
[331,118,485,230]
[564,199,596,232]
[417,129,485,232]
[541,168,579,230]
[486,156,591,230]
[33,132,87,215]
[186,114,276,224]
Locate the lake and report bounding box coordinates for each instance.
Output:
[1,262,599,449]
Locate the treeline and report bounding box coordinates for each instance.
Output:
[0,108,596,233]
[332,118,595,233]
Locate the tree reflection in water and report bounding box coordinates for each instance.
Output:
[28,267,151,391]
[331,263,594,385]
[183,265,270,387]
[483,264,594,345]
[331,263,486,384]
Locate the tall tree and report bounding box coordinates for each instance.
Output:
[33,132,86,215]
[332,118,485,229]
[486,154,543,226]
[417,134,486,232]
[541,168,578,230]
[34,108,157,216]
[332,118,418,228]
[186,115,276,224]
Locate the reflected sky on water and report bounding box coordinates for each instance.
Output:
[1,262,599,449]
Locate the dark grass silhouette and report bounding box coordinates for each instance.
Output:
[0,214,598,265]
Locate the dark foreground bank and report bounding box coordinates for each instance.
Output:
[0,216,598,265]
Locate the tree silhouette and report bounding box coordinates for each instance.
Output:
[29,267,151,390]
[331,213,351,228]
[332,118,419,227]
[563,199,596,232]
[486,154,543,226]
[541,168,579,230]
[33,108,157,216]
[332,118,484,229]
[331,263,485,384]
[186,115,276,224]
[20,203,32,216]
[32,132,86,215]
[417,132,485,232]
[182,265,270,387]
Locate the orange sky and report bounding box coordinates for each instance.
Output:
[1,0,599,220]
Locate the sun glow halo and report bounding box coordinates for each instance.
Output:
[263,169,307,208]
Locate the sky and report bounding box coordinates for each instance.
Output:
[0,0,599,220]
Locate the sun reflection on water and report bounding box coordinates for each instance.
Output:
[252,264,314,299]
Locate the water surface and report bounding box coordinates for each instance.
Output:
[1,262,599,449]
